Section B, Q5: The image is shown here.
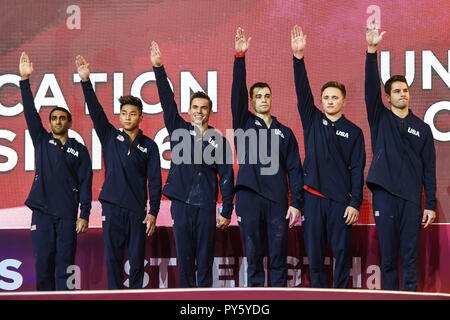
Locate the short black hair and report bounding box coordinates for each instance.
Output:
[249,82,271,99]
[49,107,72,122]
[119,95,143,114]
[321,81,346,98]
[190,91,212,109]
[384,75,408,95]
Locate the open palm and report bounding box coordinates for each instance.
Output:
[150,41,162,67]
[19,52,34,79]
[75,55,90,81]
[291,25,307,58]
[366,22,386,46]
[235,27,251,53]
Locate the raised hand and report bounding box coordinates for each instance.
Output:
[366,21,386,53]
[235,27,251,54]
[150,41,163,67]
[291,25,307,59]
[19,52,34,80]
[75,55,91,82]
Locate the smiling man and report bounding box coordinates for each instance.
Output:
[76,55,162,290]
[291,25,366,288]
[365,24,436,291]
[19,52,92,291]
[150,41,234,288]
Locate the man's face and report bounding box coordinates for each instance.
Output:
[188,98,211,126]
[321,87,345,118]
[250,87,272,115]
[387,81,409,109]
[120,104,142,132]
[49,110,71,136]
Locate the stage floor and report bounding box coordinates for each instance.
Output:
[1,287,449,300]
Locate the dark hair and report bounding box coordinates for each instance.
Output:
[49,107,72,122]
[384,75,408,95]
[119,95,143,114]
[249,82,272,99]
[320,81,346,98]
[190,91,212,109]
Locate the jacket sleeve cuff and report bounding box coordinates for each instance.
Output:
[290,198,303,211]
[149,207,160,218]
[349,200,362,211]
[425,202,437,212]
[80,210,90,221]
[219,204,233,220]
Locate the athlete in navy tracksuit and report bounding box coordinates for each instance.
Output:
[232,28,303,287]
[150,42,234,287]
[19,52,92,291]
[76,55,162,289]
[365,25,436,291]
[291,25,366,288]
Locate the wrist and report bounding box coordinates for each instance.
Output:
[367,45,377,53]
[293,51,304,60]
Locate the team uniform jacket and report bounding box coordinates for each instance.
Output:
[20,79,92,221]
[153,65,234,219]
[231,56,303,210]
[365,52,436,210]
[81,80,162,218]
[294,56,366,210]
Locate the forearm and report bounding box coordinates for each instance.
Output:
[81,79,111,133]
[349,180,363,210]
[219,164,235,219]
[287,137,304,210]
[293,56,316,126]
[349,136,365,210]
[78,153,93,221]
[153,65,184,133]
[423,136,437,211]
[20,79,45,141]
[231,57,250,129]
[365,52,385,124]
[147,145,162,217]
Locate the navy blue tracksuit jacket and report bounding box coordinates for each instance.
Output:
[231,57,304,210]
[231,56,303,287]
[21,79,92,220]
[294,56,366,210]
[21,78,92,291]
[365,52,436,210]
[81,79,161,289]
[153,65,235,217]
[81,80,162,219]
[153,65,234,287]
[293,56,365,288]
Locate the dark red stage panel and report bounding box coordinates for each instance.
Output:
[1,287,449,300]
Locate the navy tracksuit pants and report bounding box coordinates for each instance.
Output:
[171,200,217,288]
[101,202,147,289]
[30,210,77,291]
[236,188,289,287]
[302,191,352,288]
[372,187,422,291]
